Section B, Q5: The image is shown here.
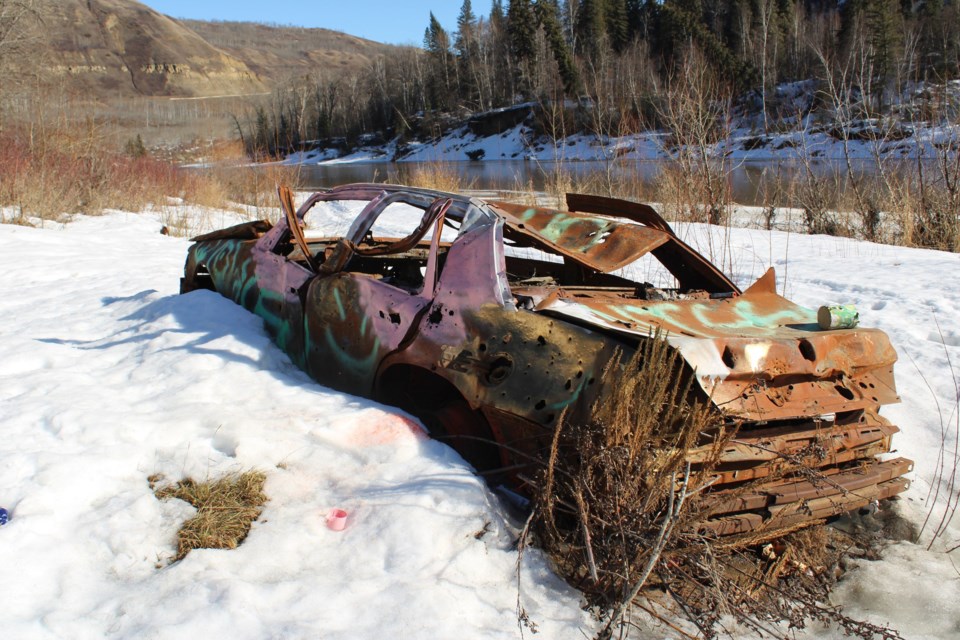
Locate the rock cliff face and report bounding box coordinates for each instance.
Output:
[181,20,397,82]
[38,0,266,97]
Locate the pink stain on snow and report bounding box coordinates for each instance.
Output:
[346,411,428,447]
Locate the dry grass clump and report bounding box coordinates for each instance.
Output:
[183,139,248,165]
[664,518,910,640]
[152,471,267,562]
[401,161,473,193]
[205,163,302,212]
[0,127,295,224]
[883,172,960,253]
[0,130,196,220]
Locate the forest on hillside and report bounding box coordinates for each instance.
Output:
[2,0,956,250]
[241,0,960,155]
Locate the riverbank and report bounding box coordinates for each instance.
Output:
[285,82,959,166]
[288,118,957,165]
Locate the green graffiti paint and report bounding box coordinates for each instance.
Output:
[332,287,347,321]
[519,208,613,253]
[322,326,380,378]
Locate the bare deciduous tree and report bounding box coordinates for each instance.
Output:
[0,0,38,69]
[657,48,734,229]
[0,0,40,131]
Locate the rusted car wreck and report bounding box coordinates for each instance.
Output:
[181,183,911,536]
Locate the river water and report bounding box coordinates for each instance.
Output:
[286,158,898,208]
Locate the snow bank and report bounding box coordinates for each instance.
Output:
[1,207,958,638]
[674,222,960,638]
[0,212,592,639]
[284,117,956,166]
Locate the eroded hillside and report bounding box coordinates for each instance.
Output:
[36,0,264,97]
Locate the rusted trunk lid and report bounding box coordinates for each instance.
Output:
[537,268,899,420]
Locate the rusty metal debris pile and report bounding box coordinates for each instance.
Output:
[181,183,911,543]
[525,334,907,638]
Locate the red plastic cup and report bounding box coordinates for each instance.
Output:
[326,508,348,531]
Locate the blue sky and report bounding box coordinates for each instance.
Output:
[140,1,465,46]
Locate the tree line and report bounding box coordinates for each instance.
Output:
[240,0,960,157]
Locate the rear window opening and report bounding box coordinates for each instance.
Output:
[502,227,708,304]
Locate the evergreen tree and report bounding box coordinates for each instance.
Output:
[253,106,269,156]
[424,12,452,56]
[534,0,580,93]
[488,0,514,105]
[508,0,538,63]
[491,0,506,28]
[423,12,455,110]
[456,0,478,56]
[915,0,952,76]
[838,0,865,60]
[865,0,902,102]
[456,0,480,106]
[920,0,943,19]
[722,0,751,58]
[658,1,756,87]
[575,0,606,59]
[839,0,903,97]
[626,0,643,38]
[626,0,659,48]
[606,0,630,53]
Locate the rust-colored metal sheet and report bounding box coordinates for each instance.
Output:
[707,457,914,516]
[687,419,899,465]
[701,439,895,486]
[490,200,672,273]
[538,268,900,420]
[565,192,740,293]
[703,475,911,536]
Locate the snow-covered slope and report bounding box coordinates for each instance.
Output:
[286,81,958,166]
[1,207,958,638]
[288,117,957,167]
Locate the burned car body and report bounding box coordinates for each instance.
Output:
[182,183,911,536]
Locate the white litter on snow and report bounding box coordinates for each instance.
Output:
[1,205,958,639]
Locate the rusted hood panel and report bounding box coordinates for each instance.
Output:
[538,268,899,419]
[191,219,273,242]
[490,201,671,273]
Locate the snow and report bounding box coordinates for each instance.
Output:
[283,118,955,166]
[281,80,957,167]
[2,203,959,638]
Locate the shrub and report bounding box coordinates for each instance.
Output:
[529,335,726,606]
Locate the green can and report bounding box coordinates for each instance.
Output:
[818,304,860,330]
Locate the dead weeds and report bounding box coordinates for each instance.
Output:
[529,334,727,604]
[152,470,267,562]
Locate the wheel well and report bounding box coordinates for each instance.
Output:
[182,260,215,294]
[376,364,503,473]
[377,364,464,412]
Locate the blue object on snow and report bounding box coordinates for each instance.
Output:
[0,507,8,526]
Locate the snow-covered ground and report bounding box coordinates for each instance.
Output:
[285,117,957,170]
[287,118,957,167]
[1,203,959,639]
